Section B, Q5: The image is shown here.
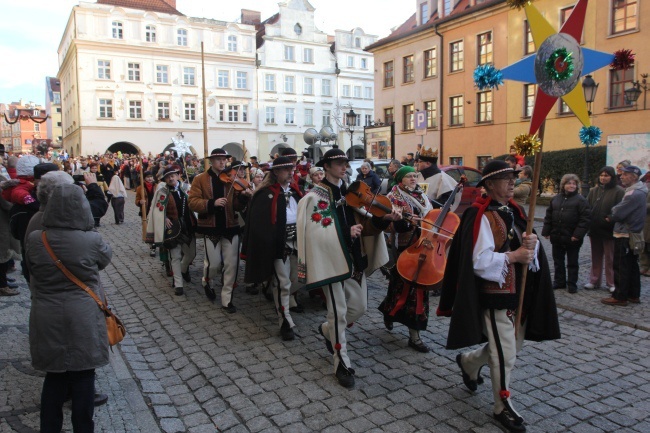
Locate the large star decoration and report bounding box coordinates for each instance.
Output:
[171,135,192,158]
[500,0,614,135]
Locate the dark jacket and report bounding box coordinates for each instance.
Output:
[356,170,381,194]
[586,180,625,239]
[542,191,591,247]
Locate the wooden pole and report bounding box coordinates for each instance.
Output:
[515,120,546,336]
[201,41,209,171]
[138,156,147,242]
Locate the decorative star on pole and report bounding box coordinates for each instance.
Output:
[499,0,614,135]
[171,133,192,158]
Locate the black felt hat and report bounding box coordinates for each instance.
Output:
[476,160,521,187]
[316,148,349,167]
[209,148,231,159]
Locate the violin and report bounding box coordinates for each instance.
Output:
[219,166,252,192]
[396,176,466,290]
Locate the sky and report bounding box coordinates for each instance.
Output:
[0,0,414,107]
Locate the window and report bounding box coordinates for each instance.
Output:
[294,23,302,35]
[347,56,354,68]
[384,107,394,125]
[228,105,239,122]
[184,103,196,121]
[303,48,313,63]
[157,102,170,119]
[227,35,237,52]
[609,68,634,108]
[322,110,331,126]
[99,99,113,118]
[98,60,111,79]
[420,2,429,25]
[145,25,156,42]
[57,121,62,127]
[217,70,229,88]
[342,85,350,97]
[218,104,224,121]
[450,96,464,126]
[384,61,394,87]
[612,0,637,34]
[242,105,248,122]
[361,58,368,69]
[477,32,493,65]
[129,100,142,119]
[524,21,535,55]
[425,100,437,128]
[477,91,492,123]
[305,108,314,125]
[355,37,361,48]
[284,45,295,61]
[524,84,536,117]
[403,55,414,83]
[156,65,169,83]
[322,79,331,96]
[265,74,276,92]
[354,86,361,98]
[304,77,313,95]
[265,107,275,123]
[424,48,437,78]
[286,108,295,124]
[236,71,247,89]
[477,156,491,171]
[364,87,372,99]
[183,67,195,85]
[449,156,464,166]
[127,63,141,81]
[34,123,40,132]
[177,29,187,46]
[112,21,123,39]
[402,104,414,131]
[285,76,295,93]
[450,41,464,72]
[559,100,572,115]
[365,114,372,126]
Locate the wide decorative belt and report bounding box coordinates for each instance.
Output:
[285,223,297,241]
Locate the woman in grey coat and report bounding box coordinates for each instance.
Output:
[26,183,112,433]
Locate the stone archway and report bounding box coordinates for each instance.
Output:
[346,145,365,160]
[222,142,244,161]
[269,143,288,159]
[106,141,141,155]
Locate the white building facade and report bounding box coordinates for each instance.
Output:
[57,1,257,158]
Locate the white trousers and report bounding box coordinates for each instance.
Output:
[203,235,239,307]
[272,254,299,328]
[321,275,367,372]
[460,309,525,416]
[169,235,196,289]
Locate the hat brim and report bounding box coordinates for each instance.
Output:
[476,168,521,188]
[162,169,180,179]
[316,155,349,167]
[209,153,231,159]
[272,162,295,169]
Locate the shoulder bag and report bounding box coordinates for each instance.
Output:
[41,231,126,347]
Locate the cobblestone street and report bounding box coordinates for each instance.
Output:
[1,199,649,433]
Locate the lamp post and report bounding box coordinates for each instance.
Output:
[581,75,598,196]
[346,109,356,161]
[624,73,648,109]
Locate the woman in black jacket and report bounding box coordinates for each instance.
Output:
[542,174,591,293]
[585,167,624,291]
[355,162,381,193]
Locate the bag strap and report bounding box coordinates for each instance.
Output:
[41,231,110,315]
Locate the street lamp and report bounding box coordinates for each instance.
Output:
[624,73,648,109]
[346,109,356,161]
[581,75,599,196]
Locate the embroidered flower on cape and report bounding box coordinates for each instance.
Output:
[311,200,333,227]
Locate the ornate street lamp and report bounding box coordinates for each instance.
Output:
[580,75,599,196]
[624,73,648,109]
[346,109,356,161]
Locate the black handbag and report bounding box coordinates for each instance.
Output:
[163,219,189,248]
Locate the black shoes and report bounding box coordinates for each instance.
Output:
[567,284,577,294]
[408,339,430,353]
[174,287,184,296]
[93,393,108,407]
[149,247,157,257]
[384,316,394,331]
[246,284,259,295]
[280,320,295,341]
[203,282,216,301]
[181,271,191,283]
[222,303,237,314]
[317,325,334,354]
[335,363,355,388]
[457,354,479,391]
[494,408,526,432]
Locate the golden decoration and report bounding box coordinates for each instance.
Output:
[512,133,542,156]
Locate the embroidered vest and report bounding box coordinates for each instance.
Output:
[480,210,516,296]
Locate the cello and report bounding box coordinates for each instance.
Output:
[396,176,466,291]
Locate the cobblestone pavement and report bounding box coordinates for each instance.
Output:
[1,198,648,432]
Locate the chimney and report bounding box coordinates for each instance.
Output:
[161,0,176,9]
[438,0,445,18]
[241,9,261,26]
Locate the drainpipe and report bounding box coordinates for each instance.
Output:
[435,23,444,163]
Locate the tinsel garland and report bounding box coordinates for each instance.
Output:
[579,126,602,146]
[506,0,533,10]
[473,65,504,90]
[512,133,542,156]
[545,48,574,82]
[610,49,635,71]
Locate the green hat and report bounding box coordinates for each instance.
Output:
[395,166,416,184]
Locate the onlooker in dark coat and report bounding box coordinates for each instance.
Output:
[585,166,625,291]
[542,173,591,293]
[356,162,381,193]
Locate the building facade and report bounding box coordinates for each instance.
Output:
[0,101,49,154]
[45,77,63,147]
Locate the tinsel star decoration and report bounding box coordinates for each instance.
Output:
[171,134,192,158]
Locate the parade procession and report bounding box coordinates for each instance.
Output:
[1,0,650,432]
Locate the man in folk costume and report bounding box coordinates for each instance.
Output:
[136,171,157,257]
[416,146,460,211]
[146,165,197,296]
[297,148,400,388]
[242,157,303,341]
[189,148,251,313]
[437,160,560,432]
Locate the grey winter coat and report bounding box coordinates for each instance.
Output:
[610,181,648,235]
[0,175,14,263]
[26,184,112,373]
